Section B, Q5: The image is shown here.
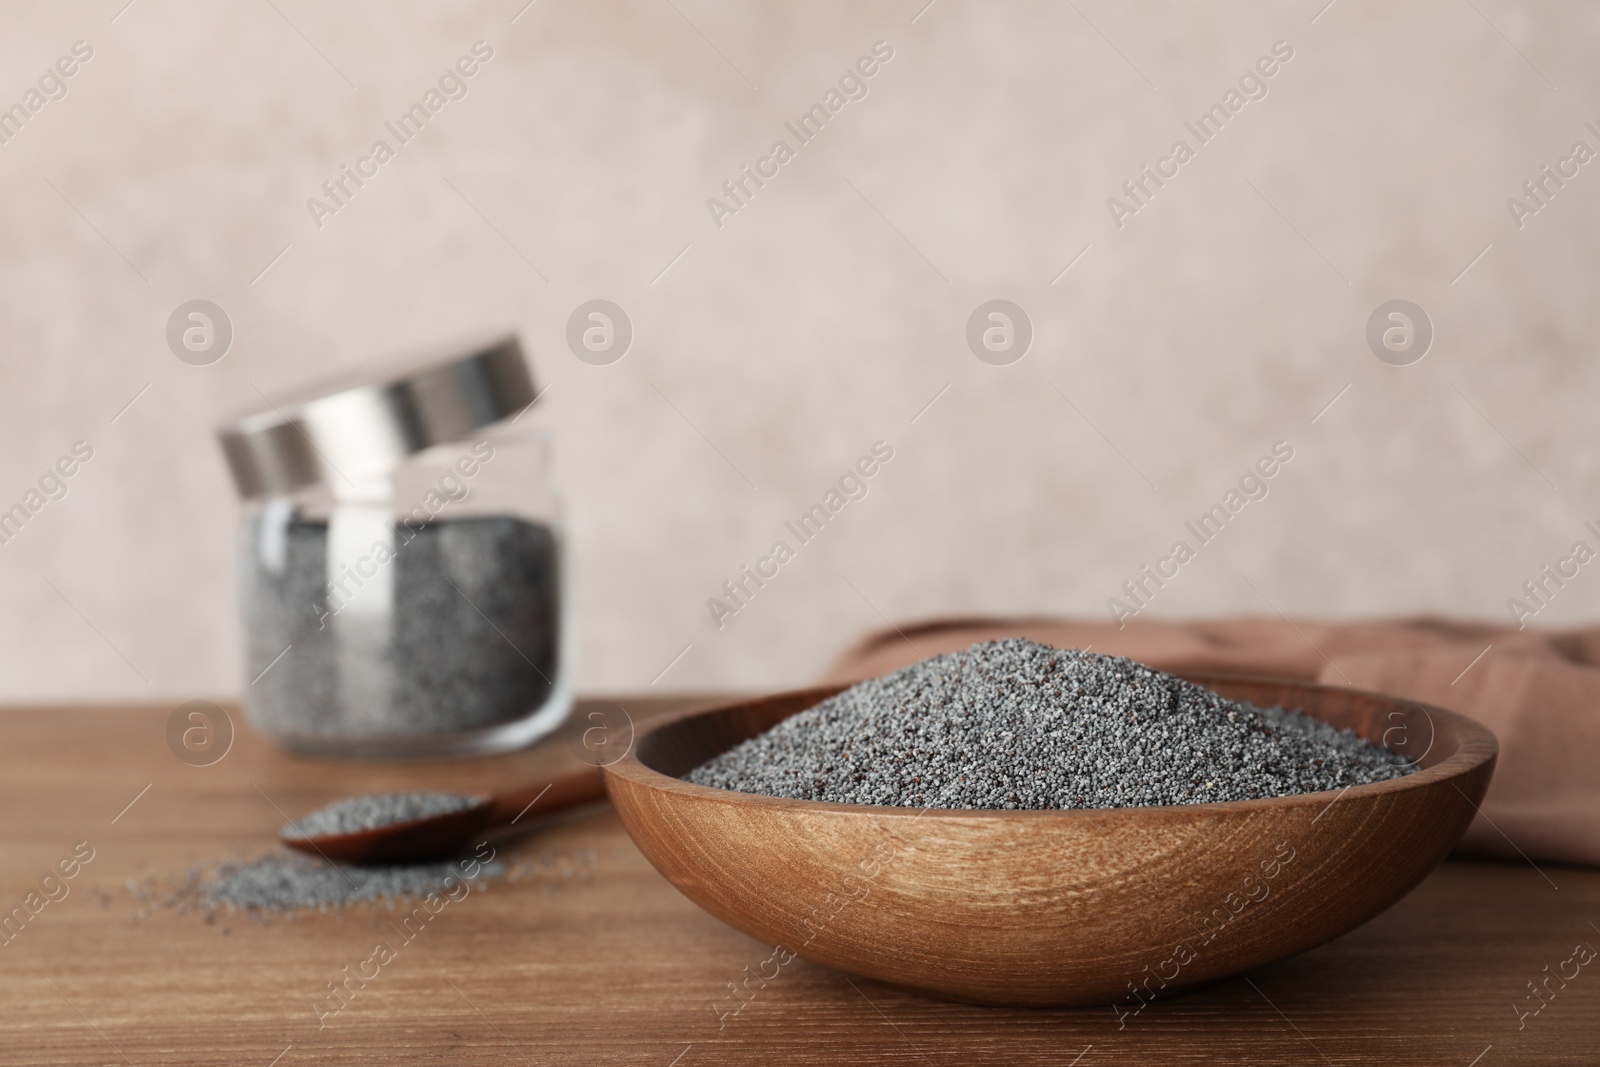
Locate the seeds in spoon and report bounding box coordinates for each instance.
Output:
[283,791,483,839]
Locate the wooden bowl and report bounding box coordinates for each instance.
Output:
[604,676,1496,1007]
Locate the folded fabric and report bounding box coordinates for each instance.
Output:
[822,617,1600,868]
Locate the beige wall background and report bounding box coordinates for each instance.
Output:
[1,0,1596,702]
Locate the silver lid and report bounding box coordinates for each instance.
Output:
[219,334,535,498]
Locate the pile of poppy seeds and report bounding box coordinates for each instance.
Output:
[191,851,503,913]
[133,794,501,915]
[686,640,1416,809]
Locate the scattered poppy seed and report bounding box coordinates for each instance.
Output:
[201,850,502,911]
[129,849,506,916]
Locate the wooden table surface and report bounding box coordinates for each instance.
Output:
[1,698,1595,1066]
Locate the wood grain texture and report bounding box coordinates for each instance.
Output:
[0,698,1593,1065]
[606,679,1497,1005]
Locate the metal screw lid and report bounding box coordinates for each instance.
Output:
[218,334,536,498]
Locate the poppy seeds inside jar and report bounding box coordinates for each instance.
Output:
[243,515,560,742]
[685,639,1417,810]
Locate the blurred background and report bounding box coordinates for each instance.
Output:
[1,0,1595,703]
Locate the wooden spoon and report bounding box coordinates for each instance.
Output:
[281,765,606,865]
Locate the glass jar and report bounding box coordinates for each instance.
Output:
[218,336,570,758]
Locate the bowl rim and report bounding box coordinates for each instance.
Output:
[603,673,1499,821]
